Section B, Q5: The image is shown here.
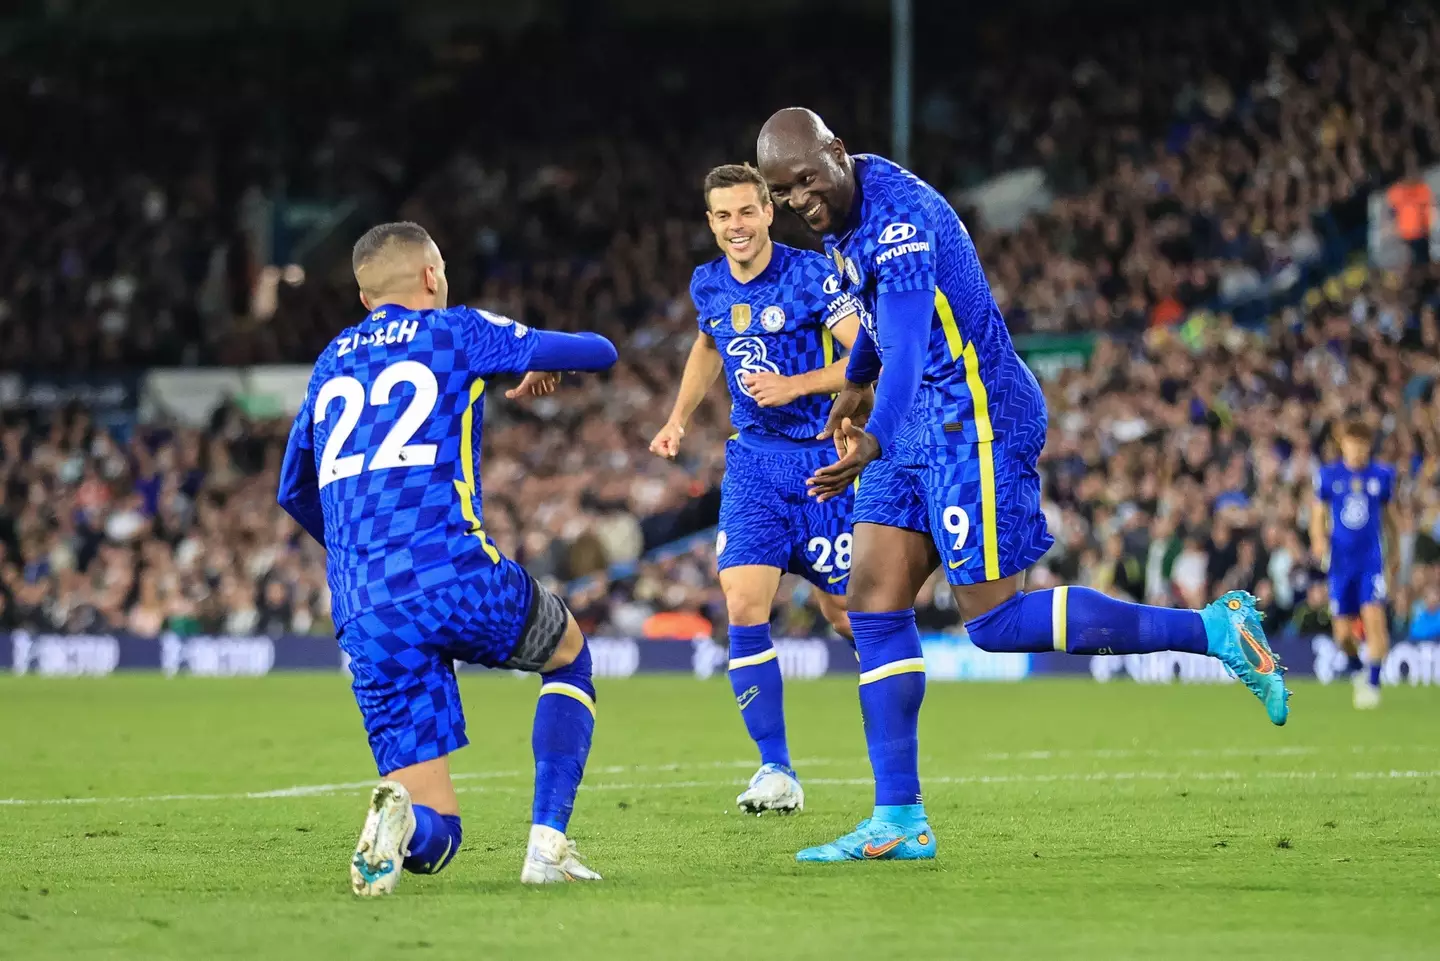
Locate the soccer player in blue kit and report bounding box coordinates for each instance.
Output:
[650,164,864,814]
[278,222,618,893]
[757,108,1291,864]
[1311,418,1398,710]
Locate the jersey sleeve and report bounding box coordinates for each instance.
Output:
[276,379,326,546]
[871,196,938,296]
[799,255,861,329]
[456,307,540,377]
[1312,465,1331,502]
[689,269,710,333]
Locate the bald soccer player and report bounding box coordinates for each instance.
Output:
[278,222,617,892]
[757,108,1290,864]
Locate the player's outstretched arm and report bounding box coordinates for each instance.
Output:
[527,330,618,372]
[650,333,723,459]
[277,400,326,546]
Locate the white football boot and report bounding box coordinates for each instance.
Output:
[736,763,805,815]
[1353,672,1382,710]
[350,780,417,896]
[520,825,603,883]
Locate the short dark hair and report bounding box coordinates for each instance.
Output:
[703,163,770,209]
[352,221,433,275]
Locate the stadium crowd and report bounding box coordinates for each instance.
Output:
[1,2,1439,642]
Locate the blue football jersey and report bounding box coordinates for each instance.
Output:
[279,304,536,628]
[824,154,1046,453]
[1314,461,1394,571]
[691,242,860,441]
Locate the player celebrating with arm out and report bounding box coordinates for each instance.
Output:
[1310,418,1398,709]
[757,108,1290,864]
[649,163,865,814]
[277,222,617,894]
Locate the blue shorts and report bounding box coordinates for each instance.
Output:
[717,434,855,595]
[853,438,1053,585]
[339,556,570,775]
[1328,565,1387,617]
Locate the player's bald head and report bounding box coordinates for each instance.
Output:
[756,107,854,235]
[757,107,837,164]
[351,221,448,309]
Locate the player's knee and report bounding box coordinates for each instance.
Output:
[724,587,773,628]
[847,564,909,614]
[963,592,1024,653]
[541,615,587,672]
[540,623,594,698]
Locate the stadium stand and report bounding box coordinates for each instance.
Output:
[1,2,1437,643]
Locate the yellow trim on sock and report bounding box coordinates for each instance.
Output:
[1052,586,1070,652]
[539,682,596,718]
[858,657,926,685]
[728,648,778,670]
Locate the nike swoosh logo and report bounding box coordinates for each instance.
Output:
[708,318,721,327]
[827,573,850,584]
[1237,626,1276,674]
[861,838,905,859]
[947,559,963,570]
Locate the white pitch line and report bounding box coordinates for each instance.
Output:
[0,759,809,807]
[4,765,1436,808]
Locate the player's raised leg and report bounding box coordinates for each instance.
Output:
[956,575,1287,723]
[797,509,940,863]
[523,610,603,882]
[720,563,805,814]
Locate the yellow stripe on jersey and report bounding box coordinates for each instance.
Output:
[934,289,964,362]
[935,288,1000,580]
[453,377,501,563]
[822,326,835,367]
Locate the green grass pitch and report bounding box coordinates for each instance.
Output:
[3,674,1438,960]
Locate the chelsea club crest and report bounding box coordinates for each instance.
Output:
[760,306,786,332]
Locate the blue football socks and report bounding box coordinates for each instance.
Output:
[727,623,791,769]
[531,639,596,834]
[851,609,926,816]
[964,587,1208,656]
[404,806,463,874]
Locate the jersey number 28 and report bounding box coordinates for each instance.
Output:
[316,360,438,488]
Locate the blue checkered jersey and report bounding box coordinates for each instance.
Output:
[1315,461,1394,571]
[278,304,536,628]
[825,154,1045,452]
[691,242,860,441]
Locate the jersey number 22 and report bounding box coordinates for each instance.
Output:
[315,360,438,488]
